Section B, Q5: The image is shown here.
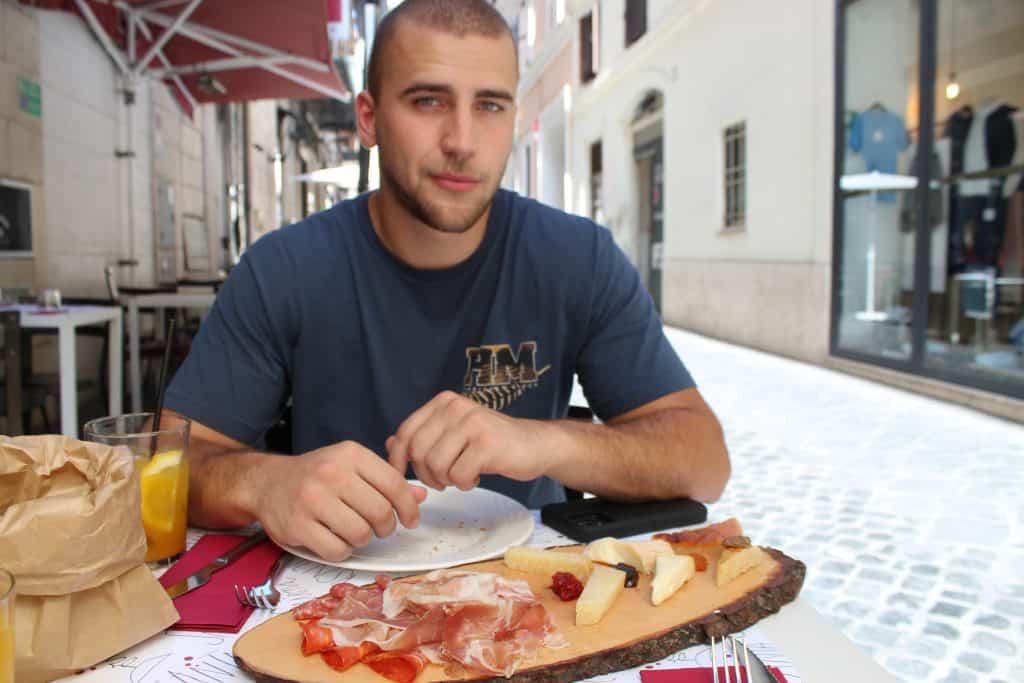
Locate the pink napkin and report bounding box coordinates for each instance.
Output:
[158,533,283,633]
[641,666,789,682]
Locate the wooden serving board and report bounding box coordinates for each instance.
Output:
[234,545,805,683]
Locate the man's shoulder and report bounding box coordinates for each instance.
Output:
[502,190,610,248]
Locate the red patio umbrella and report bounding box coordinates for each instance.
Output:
[19,0,351,116]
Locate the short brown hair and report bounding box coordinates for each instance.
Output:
[366,0,517,98]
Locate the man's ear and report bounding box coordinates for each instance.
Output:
[356,90,378,148]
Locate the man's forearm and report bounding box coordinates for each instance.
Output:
[186,442,286,528]
[543,407,730,502]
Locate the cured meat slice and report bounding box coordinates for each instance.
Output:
[292,595,342,621]
[363,651,428,683]
[320,641,381,672]
[294,569,563,679]
[382,569,536,617]
[654,518,744,546]
[299,620,335,656]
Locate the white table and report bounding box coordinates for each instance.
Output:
[58,515,897,683]
[13,304,123,437]
[125,292,216,412]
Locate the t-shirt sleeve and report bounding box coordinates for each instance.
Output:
[575,227,695,420]
[165,243,293,446]
[848,112,863,152]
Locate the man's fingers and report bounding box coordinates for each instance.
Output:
[425,420,474,489]
[448,446,484,491]
[410,484,428,503]
[390,392,460,485]
[385,435,407,474]
[357,456,423,530]
[315,495,377,548]
[348,477,409,539]
[301,522,354,563]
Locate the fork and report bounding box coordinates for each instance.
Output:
[234,553,286,609]
[709,635,779,683]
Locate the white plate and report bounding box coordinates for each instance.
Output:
[283,485,535,572]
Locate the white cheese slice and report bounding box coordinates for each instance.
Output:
[575,564,627,626]
[503,546,592,581]
[584,537,644,569]
[627,540,675,574]
[650,553,696,606]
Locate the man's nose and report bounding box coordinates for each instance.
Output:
[440,108,476,160]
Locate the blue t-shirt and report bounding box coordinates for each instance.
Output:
[165,190,694,508]
[848,108,909,203]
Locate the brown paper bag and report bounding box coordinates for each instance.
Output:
[0,435,180,683]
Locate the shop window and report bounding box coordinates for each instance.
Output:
[625,0,646,47]
[924,0,1024,394]
[834,0,1024,399]
[0,181,32,256]
[723,122,746,229]
[835,0,920,362]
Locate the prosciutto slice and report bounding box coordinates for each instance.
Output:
[295,569,564,681]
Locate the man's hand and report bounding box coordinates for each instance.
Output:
[250,441,427,562]
[386,391,550,491]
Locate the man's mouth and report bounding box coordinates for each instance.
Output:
[430,172,482,193]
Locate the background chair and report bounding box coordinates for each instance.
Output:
[104,265,171,407]
[1,311,54,435]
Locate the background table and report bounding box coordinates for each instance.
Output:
[14,304,122,437]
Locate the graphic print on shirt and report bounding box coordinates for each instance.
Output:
[462,342,551,411]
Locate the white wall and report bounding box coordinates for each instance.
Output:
[570,0,835,361]
[577,0,831,264]
[38,10,126,297]
[35,6,229,294]
[247,100,278,242]
[0,0,42,290]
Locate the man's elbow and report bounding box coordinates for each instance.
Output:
[693,446,730,503]
[688,419,731,503]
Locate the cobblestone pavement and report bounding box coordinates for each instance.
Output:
[661,327,1024,683]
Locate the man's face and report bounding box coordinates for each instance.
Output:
[358,21,518,234]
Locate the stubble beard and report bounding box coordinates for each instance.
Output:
[379,151,498,236]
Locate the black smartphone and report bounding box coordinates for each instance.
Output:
[540,497,708,543]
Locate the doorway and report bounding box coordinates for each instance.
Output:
[634,119,664,314]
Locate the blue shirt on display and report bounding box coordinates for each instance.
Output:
[165,190,694,508]
[849,108,909,203]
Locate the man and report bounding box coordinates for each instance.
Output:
[164,0,730,562]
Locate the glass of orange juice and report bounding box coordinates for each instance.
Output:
[84,413,191,566]
[0,569,14,683]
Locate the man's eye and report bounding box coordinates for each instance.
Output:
[414,96,442,108]
[479,101,505,113]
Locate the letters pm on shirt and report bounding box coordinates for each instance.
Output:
[462,342,552,411]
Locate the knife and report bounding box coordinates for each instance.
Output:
[164,531,268,599]
[744,644,783,683]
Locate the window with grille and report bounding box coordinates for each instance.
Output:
[625,0,646,47]
[580,11,596,83]
[590,140,603,222]
[723,122,746,229]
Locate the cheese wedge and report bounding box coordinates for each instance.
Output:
[504,546,593,581]
[716,545,768,587]
[575,564,627,626]
[650,553,695,605]
[629,539,675,574]
[584,537,644,569]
